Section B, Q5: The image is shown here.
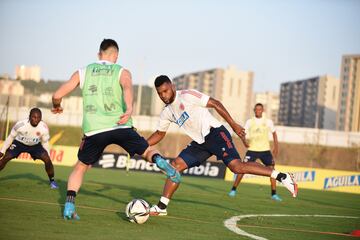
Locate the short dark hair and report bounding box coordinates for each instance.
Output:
[30,107,42,117]
[154,75,172,87]
[254,103,264,108]
[99,39,119,52]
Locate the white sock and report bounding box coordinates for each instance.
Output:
[160,196,170,206]
[270,170,280,179]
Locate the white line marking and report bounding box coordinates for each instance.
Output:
[224,214,359,240]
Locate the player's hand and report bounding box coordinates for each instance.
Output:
[242,139,250,148]
[232,123,246,139]
[51,106,63,114]
[117,112,131,125]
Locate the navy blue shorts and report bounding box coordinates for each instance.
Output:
[244,150,274,166]
[78,127,149,165]
[179,125,241,168]
[6,140,48,160]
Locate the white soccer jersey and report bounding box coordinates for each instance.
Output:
[0,119,50,154]
[157,89,221,144]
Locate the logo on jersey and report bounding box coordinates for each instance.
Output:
[104,103,116,112]
[179,103,185,111]
[85,105,97,114]
[176,111,189,127]
[88,85,98,95]
[104,87,114,96]
[92,66,114,76]
[36,132,40,136]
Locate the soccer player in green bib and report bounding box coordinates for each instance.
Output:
[52,39,180,220]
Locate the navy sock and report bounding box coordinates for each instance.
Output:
[157,201,167,209]
[231,186,237,191]
[276,173,286,182]
[66,190,77,203]
[151,153,162,164]
[271,190,276,196]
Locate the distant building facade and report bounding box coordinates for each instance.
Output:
[169,65,253,124]
[278,75,339,130]
[337,54,360,132]
[15,65,41,82]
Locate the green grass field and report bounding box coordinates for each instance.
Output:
[0,162,359,240]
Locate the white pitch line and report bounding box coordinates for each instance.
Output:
[224,214,360,240]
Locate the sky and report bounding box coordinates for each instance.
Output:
[0,0,359,92]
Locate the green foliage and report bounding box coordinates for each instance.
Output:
[20,79,82,96]
[49,125,83,146]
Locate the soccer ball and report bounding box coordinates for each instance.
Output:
[125,199,150,224]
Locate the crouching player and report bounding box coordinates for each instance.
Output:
[0,108,58,189]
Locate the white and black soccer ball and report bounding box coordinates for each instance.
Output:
[125,199,150,224]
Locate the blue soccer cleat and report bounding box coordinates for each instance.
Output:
[271,194,282,201]
[50,180,59,189]
[63,202,80,220]
[228,190,237,197]
[155,157,181,183]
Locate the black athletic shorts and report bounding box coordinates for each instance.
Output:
[244,150,274,166]
[179,125,241,168]
[78,127,149,165]
[6,140,48,160]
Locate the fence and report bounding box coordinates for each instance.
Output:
[1,105,360,148]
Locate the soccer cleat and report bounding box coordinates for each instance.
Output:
[280,173,298,197]
[149,205,167,216]
[155,157,181,183]
[168,171,181,183]
[228,190,237,197]
[63,202,80,220]
[50,180,59,189]
[271,194,282,201]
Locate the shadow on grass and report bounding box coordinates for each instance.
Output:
[0,171,240,220]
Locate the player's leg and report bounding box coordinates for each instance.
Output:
[150,141,211,216]
[268,165,282,201]
[0,152,15,171]
[0,140,22,171]
[118,128,181,183]
[260,151,282,201]
[39,152,58,189]
[228,152,255,197]
[32,145,58,189]
[63,134,107,220]
[228,174,244,196]
[227,160,297,197]
[143,147,181,183]
[150,157,188,216]
[63,161,89,220]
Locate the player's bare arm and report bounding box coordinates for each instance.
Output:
[272,131,279,157]
[52,71,80,114]
[206,97,246,140]
[118,69,133,125]
[147,130,166,146]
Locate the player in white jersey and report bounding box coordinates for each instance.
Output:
[0,108,58,189]
[147,75,297,216]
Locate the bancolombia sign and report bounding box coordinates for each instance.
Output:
[92,153,226,179]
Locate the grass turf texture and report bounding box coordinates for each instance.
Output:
[0,162,359,240]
